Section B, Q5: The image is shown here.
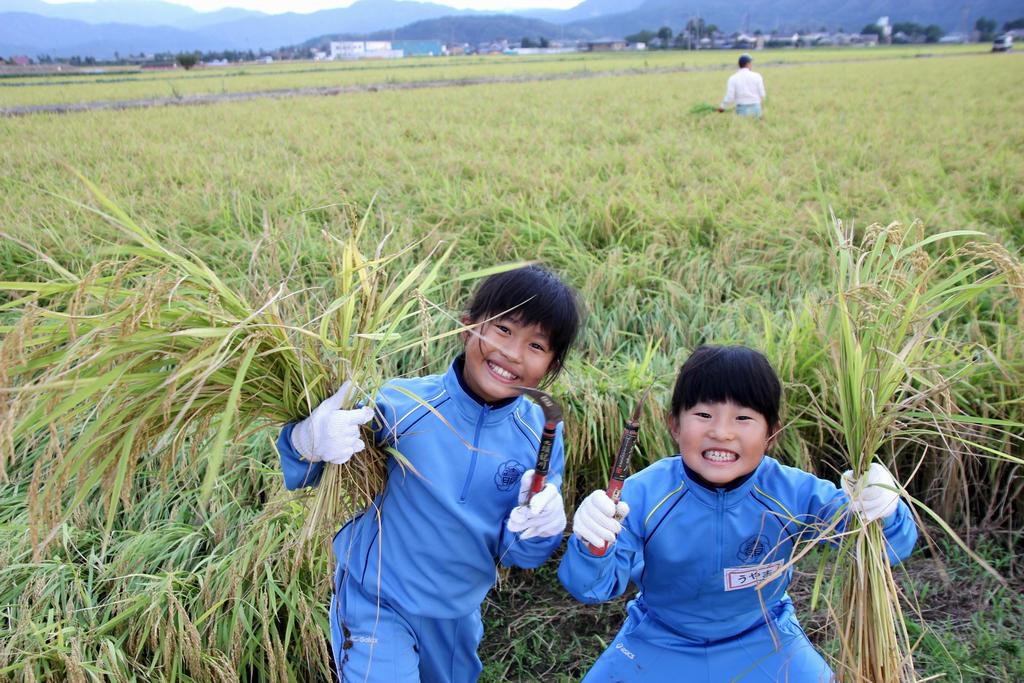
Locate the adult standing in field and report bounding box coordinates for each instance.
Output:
[718,53,766,118]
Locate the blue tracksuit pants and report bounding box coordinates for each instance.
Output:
[582,598,832,683]
[331,566,484,683]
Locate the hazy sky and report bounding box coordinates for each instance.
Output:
[40,0,581,14]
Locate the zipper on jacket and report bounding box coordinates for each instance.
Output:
[715,488,725,571]
[460,405,489,502]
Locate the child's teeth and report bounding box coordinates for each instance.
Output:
[704,450,738,462]
[489,362,515,380]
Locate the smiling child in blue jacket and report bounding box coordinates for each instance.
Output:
[278,265,581,682]
[559,345,918,682]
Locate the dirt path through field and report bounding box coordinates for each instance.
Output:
[0,51,993,117]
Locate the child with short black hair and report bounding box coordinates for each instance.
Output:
[560,344,918,682]
[279,264,581,682]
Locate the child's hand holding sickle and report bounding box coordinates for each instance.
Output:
[506,387,566,539]
[573,386,653,555]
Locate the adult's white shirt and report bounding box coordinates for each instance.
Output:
[720,68,766,107]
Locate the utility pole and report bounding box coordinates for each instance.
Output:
[959,4,971,39]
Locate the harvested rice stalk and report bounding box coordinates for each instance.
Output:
[1,173,470,551]
[816,220,1023,683]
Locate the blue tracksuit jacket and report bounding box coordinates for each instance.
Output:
[559,455,918,682]
[277,357,564,680]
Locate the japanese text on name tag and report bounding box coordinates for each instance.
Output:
[723,560,785,591]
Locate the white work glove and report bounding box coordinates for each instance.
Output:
[290,381,375,465]
[842,462,900,523]
[572,489,630,549]
[506,470,567,539]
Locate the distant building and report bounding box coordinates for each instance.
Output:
[891,29,936,45]
[391,40,445,56]
[733,33,765,49]
[11,55,30,66]
[478,39,509,54]
[511,46,581,55]
[330,41,365,59]
[850,33,879,46]
[800,32,830,46]
[876,16,893,44]
[765,33,799,47]
[329,41,403,60]
[587,38,627,52]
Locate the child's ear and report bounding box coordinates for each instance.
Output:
[666,412,681,440]
[766,422,782,451]
[459,315,472,345]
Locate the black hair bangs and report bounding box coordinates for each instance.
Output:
[670,345,781,427]
[466,265,581,374]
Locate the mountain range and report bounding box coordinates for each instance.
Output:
[2,0,1020,59]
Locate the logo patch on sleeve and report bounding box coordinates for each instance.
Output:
[494,461,526,491]
[723,560,785,591]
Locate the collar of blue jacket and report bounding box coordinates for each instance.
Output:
[451,353,518,409]
[680,458,760,505]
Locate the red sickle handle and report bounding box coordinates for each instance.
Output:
[588,421,639,556]
[527,421,557,502]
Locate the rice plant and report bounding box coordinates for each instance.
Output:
[814,220,1023,683]
[2,50,1022,679]
[0,174,542,679]
[0,172,477,554]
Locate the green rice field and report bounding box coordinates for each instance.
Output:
[2,45,1022,681]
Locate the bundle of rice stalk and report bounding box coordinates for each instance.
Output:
[1,173,490,552]
[816,220,1023,683]
[689,102,718,115]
